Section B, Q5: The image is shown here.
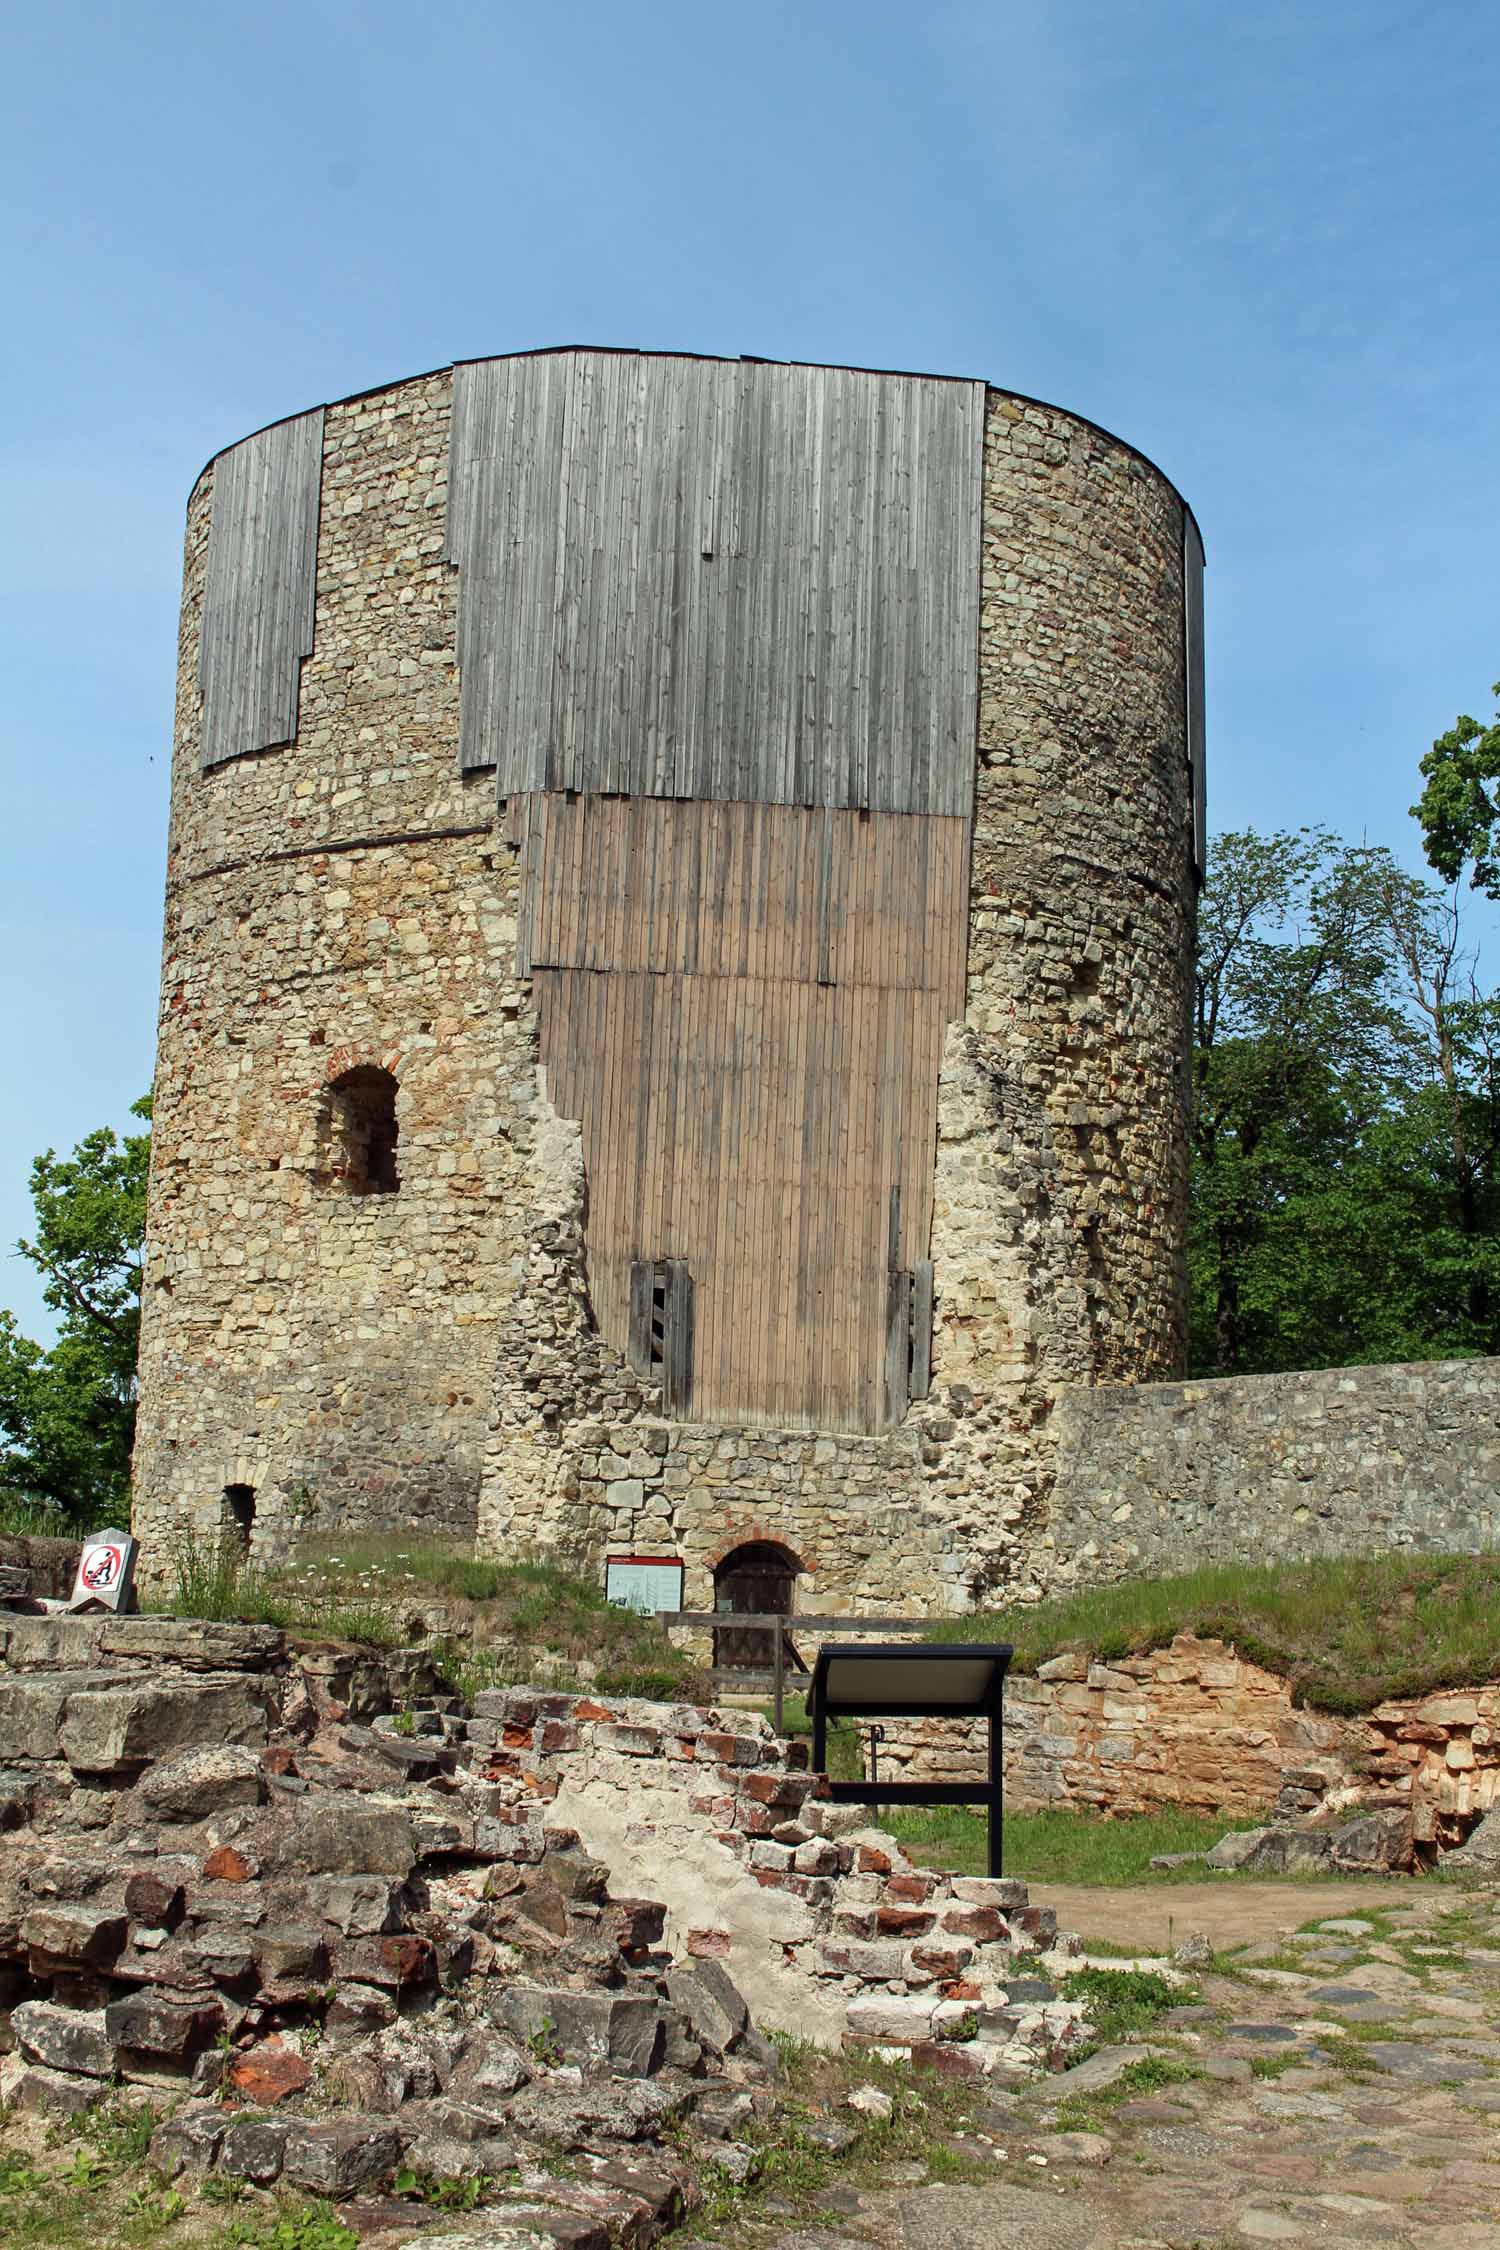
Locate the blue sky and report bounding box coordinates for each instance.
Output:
[2,0,1498,1336]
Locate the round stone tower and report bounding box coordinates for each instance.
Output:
[133,349,1202,1611]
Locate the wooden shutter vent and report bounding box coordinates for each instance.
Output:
[629,1258,694,1416]
[883,1186,935,1424]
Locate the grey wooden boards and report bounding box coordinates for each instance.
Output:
[448,353,985,813]
[199,410,324,769]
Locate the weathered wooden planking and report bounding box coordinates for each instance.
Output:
[448,351,984,813]
[1183,511,1206,880]
[510,793,968,1010]
[536,966,947,1431]
[446,358,568,777]
[199,410,324,769]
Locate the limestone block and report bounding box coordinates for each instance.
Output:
[60,1677,271,1773]
[12,2001,116,2077]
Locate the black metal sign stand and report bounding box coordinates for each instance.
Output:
[808,1641,1013,1878]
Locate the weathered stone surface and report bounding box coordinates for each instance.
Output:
[281,2119,403,2195]
[507,2074,679,2148]
[331,1932,437,1991]
[228,2045,313,2104]
[149,2102,226,2176]
[22,1903,128,1968]
[12,2001,115,2077]
[0,1672,125,1761]
[306,1874,405,1933]
[845,1994,939,2043]
[1331,1809,1414,1870]
[327,1981,398,2036]
[124,1870,186,1925]
[498,1987,664,2077]
[105,1993,222,2058]
[254,1925,328,1983]
[281,1799,416,1877]
[139,1744,266,1819]
[1209,1825,1333,1875]
[100,1618,284,1670]
[4,2060,106,2118]
[59,1677,270,1772]
[220,2115,291,2182]
[1443,1807,1500,1874]
[664,1959,750,2058]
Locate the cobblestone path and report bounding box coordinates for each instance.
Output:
[707,1886,1500,2250]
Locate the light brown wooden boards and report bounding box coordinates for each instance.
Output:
[511,793,969,1014]
[536,966,949,1431]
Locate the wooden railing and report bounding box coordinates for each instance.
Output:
[657,1609,933,1734]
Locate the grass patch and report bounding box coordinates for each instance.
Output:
[1053,2052,1199,2131]
[0,1491,76,1537]
[1058,1965,1188,2046]
[683,2032,1001,2234]
[1314,2030,1387,2080]
[162,1533,710,1699]
[886,1803,1267,1885]
[930,1551,1500,1714]
[162,1539,405,1649]
[762,1691,864,1780]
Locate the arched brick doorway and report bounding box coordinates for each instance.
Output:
[713,1539,802,1673]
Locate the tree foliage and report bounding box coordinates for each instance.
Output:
[1190,825,1500,1376]
[0,1098,150,1527]
[1414,677,1500,898]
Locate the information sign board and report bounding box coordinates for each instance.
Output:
[605,1554,683,1617]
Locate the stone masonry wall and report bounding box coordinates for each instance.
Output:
[1044,1355,1500,1587]
[0,1614,1091,2079]
[880,1631,1500,1848]
[135,359,1197,1610]
[135,376,529,1560]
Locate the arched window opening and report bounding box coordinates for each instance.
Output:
[319,1066,400,1195]
[223,1484,256,1556]
[713,1539,803,1674]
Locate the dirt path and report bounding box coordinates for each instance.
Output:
[1041,1876,1420,1955]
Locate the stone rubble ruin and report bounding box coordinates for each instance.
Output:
[0,1609,1100,2235]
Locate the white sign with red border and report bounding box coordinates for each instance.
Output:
[70,1529,137,1612]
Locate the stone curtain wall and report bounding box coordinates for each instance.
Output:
[1044,1355,1500,1586]
[135,358,1197,1606]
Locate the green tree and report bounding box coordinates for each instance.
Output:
[1189,828,1408,1373]
[1413,677,1500,898]
[1190,821,1500,1376]
[0,1098,150,1527]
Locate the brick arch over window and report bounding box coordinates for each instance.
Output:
[705,1524,812,1577]
[316,1065,400,1195]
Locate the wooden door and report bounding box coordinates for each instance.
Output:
[713,1542,797,1672]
